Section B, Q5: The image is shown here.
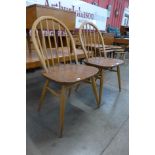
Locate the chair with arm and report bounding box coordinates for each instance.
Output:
[31,16,99,137]
[79,22,124,105]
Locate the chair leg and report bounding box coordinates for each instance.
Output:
[91,76,99,108]
[123,53,126,61]
[68,87,72,97]
[75,83,80,92]
[111,52,114,58]
[38,80,49,111]
[99,69,104,105]
[121,53,124,60]
[59,85,66,138]
[117,66,121,92]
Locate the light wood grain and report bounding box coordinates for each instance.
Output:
[84,57,124,68]
[43,64,98,84]
[79,21,125,104]
[31,16,99,137]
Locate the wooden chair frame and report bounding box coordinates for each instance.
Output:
[31,16,99,137]
[79,22,124,105]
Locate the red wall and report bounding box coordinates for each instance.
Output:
[83,0,129,29]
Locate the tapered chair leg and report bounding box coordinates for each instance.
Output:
[38,80,49,111]
[59,85,66,138]
[99,69,104,105]
[91,76,99,107]
[117,66,121,92]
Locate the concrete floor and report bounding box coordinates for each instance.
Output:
[26,60,129,155]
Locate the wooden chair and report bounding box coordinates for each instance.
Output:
[79,22,124,105]
[101,32,126,60]
[114,48,126,61]
[31,16,99,137]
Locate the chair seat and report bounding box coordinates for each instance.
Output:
[84,57,124,68]
[42,64,98,84]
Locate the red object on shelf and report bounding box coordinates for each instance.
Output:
[83,0,129,29]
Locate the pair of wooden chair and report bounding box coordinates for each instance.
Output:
[31,16,124,137]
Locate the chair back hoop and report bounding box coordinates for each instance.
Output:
[79,21,107,61]
[31,16,78,73]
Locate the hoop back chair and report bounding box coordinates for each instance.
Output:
[79,22,124,104]
[31,16,99,137]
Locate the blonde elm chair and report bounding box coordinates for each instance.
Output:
[79,22,124,105]
[31,16,99,137]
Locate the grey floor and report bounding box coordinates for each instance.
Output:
[26,60,129,155]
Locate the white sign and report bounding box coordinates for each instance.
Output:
[121,8,129,26]
[26,0,108,31]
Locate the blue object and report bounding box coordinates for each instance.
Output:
[107,26,121,38]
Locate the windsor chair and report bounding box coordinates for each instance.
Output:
[31,16,99,137]
[79,22,124,105]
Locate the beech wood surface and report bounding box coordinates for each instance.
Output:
[43,64,98,84]
[84,57,124,68]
